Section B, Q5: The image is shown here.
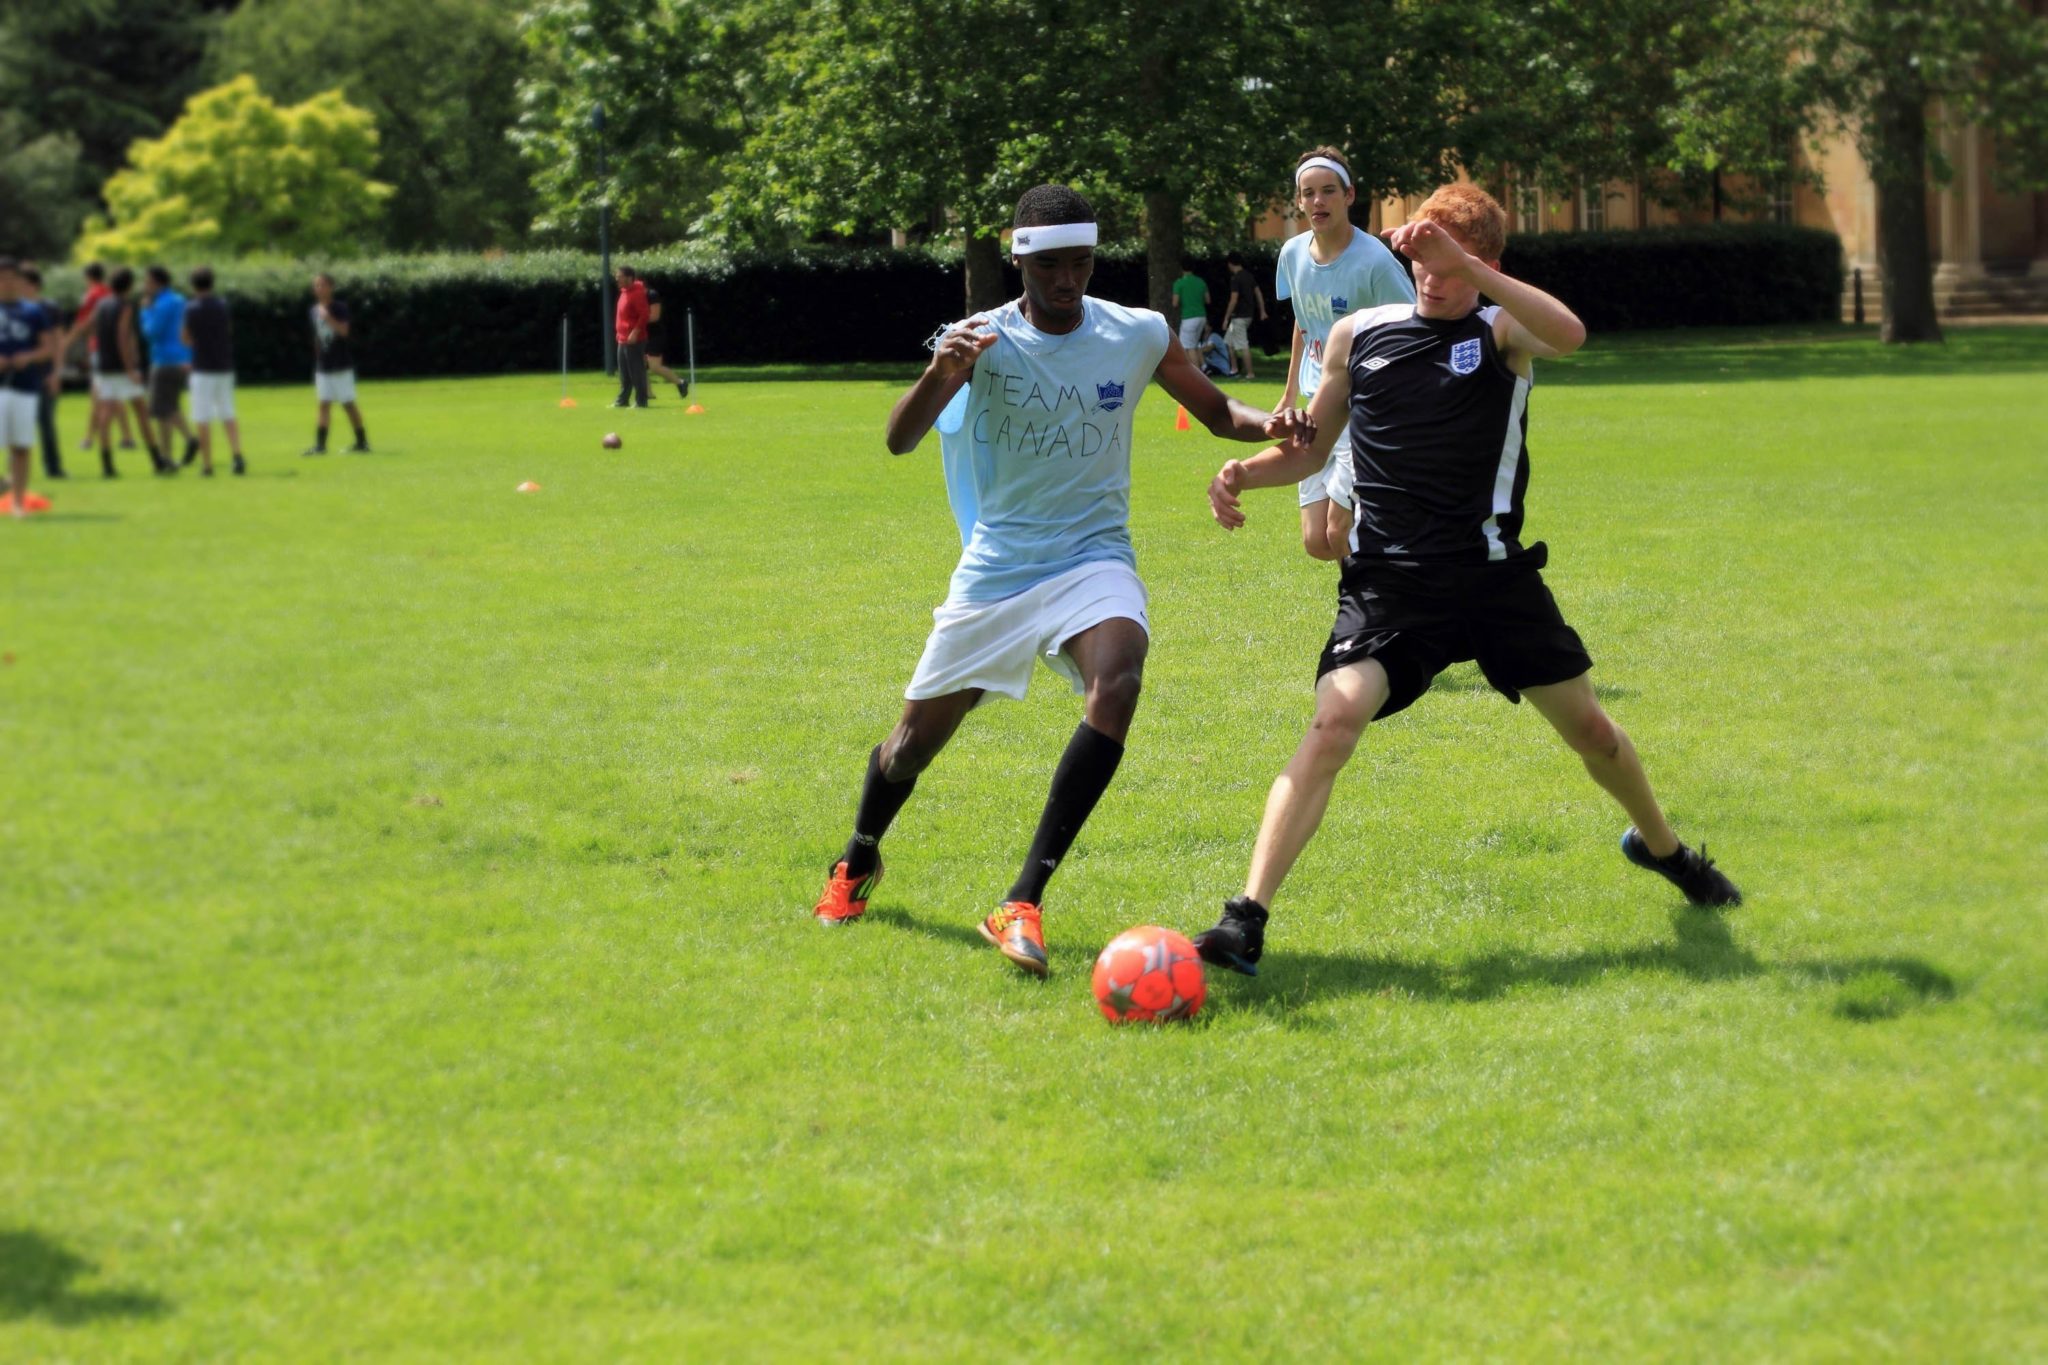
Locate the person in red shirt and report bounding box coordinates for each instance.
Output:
[611,265,649,409]
[61,262,142,461]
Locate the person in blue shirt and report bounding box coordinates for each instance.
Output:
[19,265,65,479]
[808,184,1315,981]
[0,257,59,516]
[140,265,197,472]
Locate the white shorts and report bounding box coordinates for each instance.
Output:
[1177,318,1206,349]
[0,390,35,449]
[191,372,236,422]
[1297,427,1355,509]
[906,560,1149,702]
[94,372,144,403]
[1225,318,1251,348]
[315,369,358,404]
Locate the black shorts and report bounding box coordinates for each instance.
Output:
[1317,543,1593,718]
[644,326,667,358]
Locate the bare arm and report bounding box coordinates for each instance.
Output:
[1278,324,1305,410]
[885,320,993,455]
[1388,220,1585,362]
[1208,318,1356,529]
[120,312,142,378]
[1153,333,1314,447]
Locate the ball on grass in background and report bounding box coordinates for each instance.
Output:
[602,432,623,449]
[1093,925,1205,1024]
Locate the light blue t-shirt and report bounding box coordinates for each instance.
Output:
[936,296,1171,605]
[141,290,191,367]
[1275,226,1414,398]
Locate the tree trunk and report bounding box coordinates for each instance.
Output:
[1870,75,1943,343]
[1145,189,1182,320]
[963,232,1007,315]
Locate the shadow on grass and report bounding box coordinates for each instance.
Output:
[0,1228,170,1326]
[1225,910,1955,1019]
[867,903,988,950]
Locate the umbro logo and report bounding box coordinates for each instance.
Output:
[1362,357,1390,371]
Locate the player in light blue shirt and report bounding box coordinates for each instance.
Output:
[811,184,1315,981]
[1274,146,1415,561]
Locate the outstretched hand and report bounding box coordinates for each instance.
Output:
[1208,457,1253,530]
[930,318,998,379]
[1387,219,1476,278]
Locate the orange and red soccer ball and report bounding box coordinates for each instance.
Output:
[1092,925,1205,1024]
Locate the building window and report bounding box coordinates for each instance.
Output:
[1581,185,1605,232]
[1516,183,1540,233]
[1770,178,1794,225]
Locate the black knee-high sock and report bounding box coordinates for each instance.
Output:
[1007,723,1125,905]
[841,745,916,877]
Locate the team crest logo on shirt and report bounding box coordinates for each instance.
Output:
[1450,337,1483,375]
[1331,295,1349,313]
[1095,380,1126,412]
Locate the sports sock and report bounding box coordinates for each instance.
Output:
[351,425,367,446]
[1006,722,1125,905]
[841,745,916,878]
[315,425,329,451]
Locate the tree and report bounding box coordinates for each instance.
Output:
[513,0,760,249]
[0,0,228,193]
[210,0,537,250]
[75,76,393,261]
[1672,0,2048,343]
[0,113,92,258]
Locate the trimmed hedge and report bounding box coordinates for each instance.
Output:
[42,225,1839,382]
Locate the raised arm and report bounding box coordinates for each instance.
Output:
[1388,219,1585,362]
[1208,316,1356,530]
[885,319,993,455]
[1153,332,1313,448]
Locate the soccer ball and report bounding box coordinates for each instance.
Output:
[1092,925,1206,1024]
[602,432,623,449]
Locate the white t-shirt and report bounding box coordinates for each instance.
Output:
[1275,226,1415,399]
[937,296,1172,605]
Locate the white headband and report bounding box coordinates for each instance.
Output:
[1010,222,1098,255]
[1295,157,1352,190]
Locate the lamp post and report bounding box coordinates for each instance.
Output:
[592,102,615,377]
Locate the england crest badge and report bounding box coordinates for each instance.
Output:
[1096,380,1126,412]
[1450,337,1483,375]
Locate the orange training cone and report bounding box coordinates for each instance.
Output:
[516,481,541,493]
[1175,405,1190,431]
[558,397,578,408]
[686,403,706,415]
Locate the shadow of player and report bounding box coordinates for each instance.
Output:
[0,1228,170,1326]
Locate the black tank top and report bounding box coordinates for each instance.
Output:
[93,296,127,372]
[1344,303,1533,563]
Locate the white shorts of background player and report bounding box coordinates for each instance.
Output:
[191,372,236,423]
[1296,426,1355,508]
[315,369,358,404]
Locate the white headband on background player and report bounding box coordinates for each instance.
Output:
[1295,157,1352,190]
[1009,222,1098,255]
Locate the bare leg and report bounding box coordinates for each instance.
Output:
[7,447,28,515]
[1522,673,1679,856]
[1300,498,1343,561]
[113,402,136,445]
[1060,615,1148,741]
[877,689,984,783]
[1324,501,1355,558]
[197,422,214,473]
[223,418,242,460]
[1244,659,1389,907]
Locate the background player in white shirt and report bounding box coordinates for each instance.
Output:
[1274,146,1416,561]
[812,185,1315,978]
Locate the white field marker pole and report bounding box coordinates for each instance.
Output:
[560,314,569,398]
[687,309,696,394]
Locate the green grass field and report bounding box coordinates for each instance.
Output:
[5,326,2046,1360]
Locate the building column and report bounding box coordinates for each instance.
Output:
[1935,105,1985,285]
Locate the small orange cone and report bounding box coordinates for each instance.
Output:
[558,397,578,408]
[1174,405,1190,431]
[686,403,706,415]
[516,481,541,493]
[0,491,51,513]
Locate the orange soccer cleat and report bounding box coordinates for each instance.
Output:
[978,901,1048,978]
[813,858,882,925]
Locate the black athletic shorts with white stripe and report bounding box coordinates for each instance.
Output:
[1317,541,1592,718]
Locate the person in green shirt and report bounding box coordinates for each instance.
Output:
[1172,259,1211,351]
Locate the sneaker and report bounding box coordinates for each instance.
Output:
[346,442,371,453]
[180,444,198,468]
[232,455,247,476]
[813,857,883,925]
[1193,895,1268,976]
[676,381,690,400]
[978,902,1048,978]
[1621,828,1742,907]
[608,399,630,409]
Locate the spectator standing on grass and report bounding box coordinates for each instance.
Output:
[1171,258,1210,350]
[612,264,649,409]
[88,268,154,478]
[65,263,143,459]
[19,264,64,480]
[1220,252,1268,381]
[139,265,197,473]
[306,272,369,455]
[0,257,58,516]
[643,280,688,400]
[182,267,244,477]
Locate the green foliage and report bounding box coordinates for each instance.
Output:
[75,76,393,263]
[210,0,536,251]
[0,113,92,259]
[0,0,225,191]
[6,330,2047,1356]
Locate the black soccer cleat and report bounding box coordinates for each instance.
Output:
[346,441,371,454]
[1622,827,1742,907]
[1193,895,1269,977]
[232,455,247,476]
[676,380,689,400]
